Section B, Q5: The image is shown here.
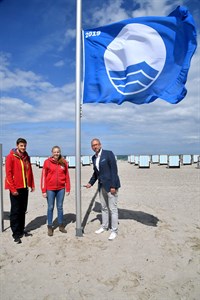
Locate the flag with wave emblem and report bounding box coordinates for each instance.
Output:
[82,6,197,105]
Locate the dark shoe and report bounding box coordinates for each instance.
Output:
[47,225,53,236]
[59,224,67,233]
[14,237,22,244]
[24,231,33,237]
[19,231,32,238]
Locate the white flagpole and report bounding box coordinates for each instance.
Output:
[75,0,83,236]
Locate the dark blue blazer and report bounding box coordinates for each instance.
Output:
[89,149,121,192]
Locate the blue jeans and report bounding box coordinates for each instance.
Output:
[46,189,65,226]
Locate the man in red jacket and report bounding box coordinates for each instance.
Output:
[5,138,35,244]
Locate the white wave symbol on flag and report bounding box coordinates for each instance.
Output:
[109,61,159,95]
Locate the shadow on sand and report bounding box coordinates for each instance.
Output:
[25,213,76,232]
[82,189,159,231]
[3,189,159,234]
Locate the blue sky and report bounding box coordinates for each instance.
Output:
[0,0,199,156]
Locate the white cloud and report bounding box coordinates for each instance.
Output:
[129,0,188,18]
[0,64,43,90]
[0,56,75,124]
[65,29,76,43]
[0,97,35,123]
[54,60,65,67]
[87,0,128,26]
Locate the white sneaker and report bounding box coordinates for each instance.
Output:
[108,232,117,241]
[95,227,105,234]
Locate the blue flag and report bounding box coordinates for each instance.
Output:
[83,6,197,105]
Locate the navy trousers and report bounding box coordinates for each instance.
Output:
[10,188,28,238]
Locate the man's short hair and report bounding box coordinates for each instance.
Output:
[16,138,27,145]
[91,138,101,145]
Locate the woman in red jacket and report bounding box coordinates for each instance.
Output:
[41,146,71,236]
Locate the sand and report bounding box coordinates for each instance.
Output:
[0,161,200,300]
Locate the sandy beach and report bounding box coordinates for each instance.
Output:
[0,161,200,300]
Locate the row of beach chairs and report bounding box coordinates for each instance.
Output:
[128,154,200,168]
[2,154,199,169]
[29,155,91,168]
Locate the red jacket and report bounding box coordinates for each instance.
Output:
[5,149,35,194]
[41,157,70,193]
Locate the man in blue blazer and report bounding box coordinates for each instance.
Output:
[86,138,120,240]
